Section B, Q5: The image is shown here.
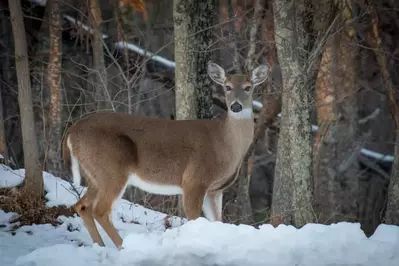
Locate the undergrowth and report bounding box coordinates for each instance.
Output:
[0,187,75,229]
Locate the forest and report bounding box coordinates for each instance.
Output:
[0,0,398,241]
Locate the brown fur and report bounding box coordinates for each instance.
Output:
[61,62,269,248]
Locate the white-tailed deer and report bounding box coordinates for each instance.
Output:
[61,62,269,249]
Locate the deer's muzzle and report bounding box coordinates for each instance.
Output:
[230,102,243,113]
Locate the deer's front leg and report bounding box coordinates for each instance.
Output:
[182,181,206,221]
[202,191,223,222]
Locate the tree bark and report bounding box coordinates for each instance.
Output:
[89,0,109,111]
[313,0,360,224]
[29,4,50,165]
[363,5,399,224]
[173,0,196,120]
[233,0,265,225]
[271,0,314,227]
[227,0,243,73]
[173,0,216,120]
[0,8,13,165]
[8,0,43,199]
[386,130,399,224]
[194,0,216,120]
[46,0,63,177]
[0,86,7,164]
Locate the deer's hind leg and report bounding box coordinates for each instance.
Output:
[92,183,127,249]
[74,186,105,247]
[73,132,136,248]
[87,135,135,249]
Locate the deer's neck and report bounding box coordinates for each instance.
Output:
[223,108,255,156]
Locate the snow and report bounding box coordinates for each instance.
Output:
[359,148,394,162]
[28,0,47,6]
[0,164,24,188]
[1,165,399,266]
[252,100,263,110]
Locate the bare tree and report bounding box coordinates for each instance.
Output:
[173,0,196,120]
[234,0,265,225]
[364,4,399,225]
[387,131,399,224]
[0,87,7,163]
[271,0,314,226]
[194,0,217,120]
[173,0,217,120]
[46,0,63,177]
[0,8,9,164]
[313,0,360,224]
[8,0,43,199]
[89,0,109,110]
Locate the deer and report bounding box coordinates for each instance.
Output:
[61,61,269,249]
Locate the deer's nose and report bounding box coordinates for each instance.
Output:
[230,102,243,113]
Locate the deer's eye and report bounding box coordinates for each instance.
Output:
[225,86,232,91]
[244,86,251,92]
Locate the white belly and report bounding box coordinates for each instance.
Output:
[127,174,183,195]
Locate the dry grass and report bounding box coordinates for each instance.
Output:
[0,187,75,229]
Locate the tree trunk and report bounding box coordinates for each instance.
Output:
[46,0,63,177]
[354,1,399,225]
[0,87,7,164]
[233,0,265,225]
[89,0,109,111]
[173,0,198,120]
[313,0,360,224]
[386,130,399,224]
[8,0,43,199]
[194,0,216,120]
[0,8,13,165]
[271,0,314,227]
[360,5,399,224]
[173,0,216,120]
[29,4,50,166]
[228,0,243,73]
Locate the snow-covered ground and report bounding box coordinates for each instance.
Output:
[1,164,399,266]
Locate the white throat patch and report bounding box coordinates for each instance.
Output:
[228,108,253,120]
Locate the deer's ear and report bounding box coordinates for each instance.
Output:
[207,61,226,85]
[251,64,269,86]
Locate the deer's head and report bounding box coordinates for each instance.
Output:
[207,62,269,118]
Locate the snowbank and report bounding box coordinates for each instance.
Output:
[0,164,24,188]
[1,165,399,266]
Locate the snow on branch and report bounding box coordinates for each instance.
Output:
[28,0,47,6]
[359,149,394,163]
[63,15,109,40]
[252,100,264,110]
[114,41,176,69]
